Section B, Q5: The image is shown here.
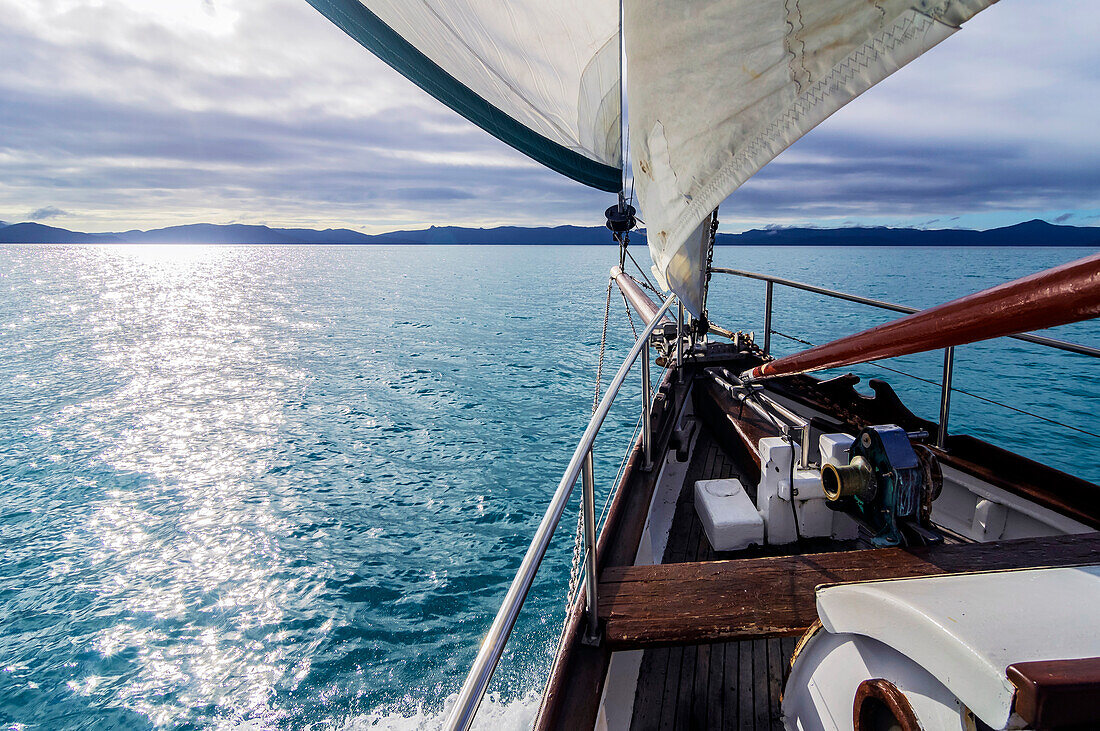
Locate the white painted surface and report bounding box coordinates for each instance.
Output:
[757,437,856,543]
[932,464,1090,540]
[636,397,698,566]
[758,438,799,544]
[784,629,966,731]
[816,565,1100,729]
[694,478,764,551]
[818,433,853,468]
[595,650,643,731]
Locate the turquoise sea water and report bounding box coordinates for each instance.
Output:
[0,244,1095,729]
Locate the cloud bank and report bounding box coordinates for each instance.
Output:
[0,0,1097,232]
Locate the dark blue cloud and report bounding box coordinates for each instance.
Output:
[27,205,69,220]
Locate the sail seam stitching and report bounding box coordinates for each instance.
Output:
[664,11,938,246]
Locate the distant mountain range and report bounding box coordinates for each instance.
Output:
[0,218,1097,246]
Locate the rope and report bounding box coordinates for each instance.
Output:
[625,247,659,294]
[561,279,615,641]
[620,288,638,341]
[562,360,673,615]
[769,329,1100,439]
[592,279,614,412]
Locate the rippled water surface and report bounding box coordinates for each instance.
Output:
[0,244,1095,729]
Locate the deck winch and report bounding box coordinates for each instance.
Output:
[822,425,942,547]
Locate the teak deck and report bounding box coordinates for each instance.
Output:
[601,532,1100,648]
[628,433,798,731]
[537,361,1100,731]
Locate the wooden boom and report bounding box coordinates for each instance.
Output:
[611,265,671,325]
[746,252,1100,380]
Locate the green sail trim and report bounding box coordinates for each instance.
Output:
[306,0,623,193]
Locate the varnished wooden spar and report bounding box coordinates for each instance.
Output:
[748,251,1100,380]
[598,532,1100,648]
[611,265,672,325]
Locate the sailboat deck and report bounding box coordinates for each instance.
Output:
[538,356,1100,731]
[621,430,1100,730]
[628,433,799,730]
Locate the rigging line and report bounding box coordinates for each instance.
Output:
[566,409,645,609]
[723,367,802,539]
[561,278,616,643]
[563,411,643,611]
[625,246,659,294]
[620,287,639,341]
[625,267,663,300]
[600,362,675,528]
[593,279,614,413]
[769,330,1100,440]
[570,360,673,609]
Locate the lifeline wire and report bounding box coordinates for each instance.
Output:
[768,329,1100,439]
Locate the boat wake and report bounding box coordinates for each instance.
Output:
[344,690,541,730]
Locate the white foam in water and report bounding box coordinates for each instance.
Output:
[344,691,542,731]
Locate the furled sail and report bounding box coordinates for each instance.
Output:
[628,0,996,316]
[305,0,622,191]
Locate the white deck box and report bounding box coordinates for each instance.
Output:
[694,478,764,551]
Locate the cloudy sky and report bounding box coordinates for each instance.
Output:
[1,0,1098,234]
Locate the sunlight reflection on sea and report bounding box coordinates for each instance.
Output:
[0,244,1094,729]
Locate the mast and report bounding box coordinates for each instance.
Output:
[745,252,1100,381]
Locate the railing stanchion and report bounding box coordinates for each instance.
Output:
[581,450,599,643]
[763,280,773,357]
[641,339,653,470]
[444,294,674,731]
[711,267,1100,358]
[937,346,954,449]
[676,302,684,377]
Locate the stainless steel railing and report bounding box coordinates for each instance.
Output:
[444,293,676,731]
[710,266,1100,447]
[711,267,1100,358]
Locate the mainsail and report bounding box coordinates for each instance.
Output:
[305,0,622,191]
[628,0,995,315]
[307,0,997,315]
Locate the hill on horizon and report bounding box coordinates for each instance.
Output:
[0,218,1097,247]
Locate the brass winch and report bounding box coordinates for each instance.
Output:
[822,425,942,547]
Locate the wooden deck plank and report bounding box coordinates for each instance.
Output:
[675,644,697,729]
[753,639,770,731]
[689,642,711,729]
[766,638,784,731]
[685,504,710,730]
[658,645,684,731]
[672,513,704,728]
[630,646,670,731]
[722,640,739,731]
[600,533,1100,647]
[738,642,753,731]
[706,642,725,730]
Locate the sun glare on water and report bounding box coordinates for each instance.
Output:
[46,244,327,727]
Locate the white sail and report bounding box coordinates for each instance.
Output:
[627,0,996,316]
[309,0,1001,315]
[306,0,622,191]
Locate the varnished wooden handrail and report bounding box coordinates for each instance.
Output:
[745,252,1100,380]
